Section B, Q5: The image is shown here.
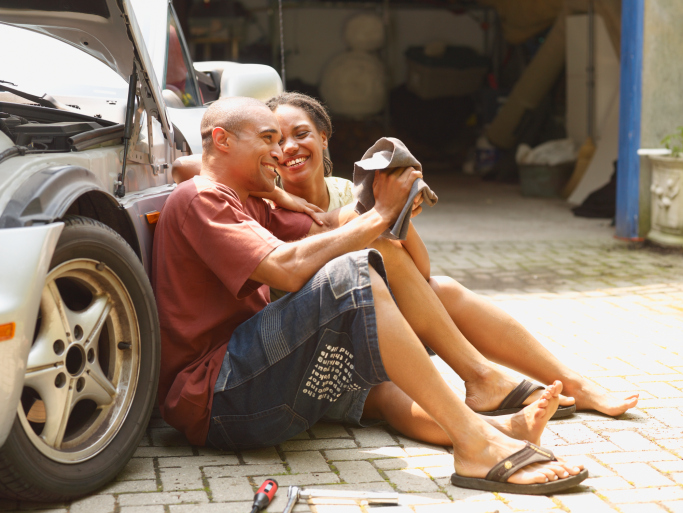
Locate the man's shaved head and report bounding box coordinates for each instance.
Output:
[200,97,270,153]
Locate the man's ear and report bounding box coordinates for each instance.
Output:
[321,131,328,150]
[212,127,233,154]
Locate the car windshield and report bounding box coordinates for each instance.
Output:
[0,24,128,121]
[164,7,200,107]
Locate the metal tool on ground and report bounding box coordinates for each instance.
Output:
[281,485,399,513]
[251,478,278,513]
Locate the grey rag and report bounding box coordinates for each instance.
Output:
[353,137,438,240]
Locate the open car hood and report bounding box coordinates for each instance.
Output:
[0,0,171,134]
[0,0,137,80]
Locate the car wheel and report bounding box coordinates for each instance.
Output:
[0,216,160,501]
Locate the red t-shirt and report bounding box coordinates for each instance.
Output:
[152,176,312,445]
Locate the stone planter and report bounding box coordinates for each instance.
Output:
[648,155,683,246]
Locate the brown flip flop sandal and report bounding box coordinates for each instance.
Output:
[450,441,589,494]
[478,379,576,420]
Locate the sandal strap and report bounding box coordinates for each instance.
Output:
[486,442,557,483]
[498,379,544,410]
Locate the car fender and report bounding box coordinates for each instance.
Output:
[0,223,63,447]
[0,165,114,229]
[118,184,175,276]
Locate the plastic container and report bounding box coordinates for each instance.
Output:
[519,161,575,197]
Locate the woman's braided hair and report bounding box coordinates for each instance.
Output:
[266,92,334,177]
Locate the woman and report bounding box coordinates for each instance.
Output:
[264,92,638,435]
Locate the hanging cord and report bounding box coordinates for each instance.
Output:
[278,0,286,88]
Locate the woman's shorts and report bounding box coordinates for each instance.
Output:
[206,249,390,451]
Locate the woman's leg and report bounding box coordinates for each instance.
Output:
[369,237,572,413]
[369,237,636,416]
[367,238,521,410]
[368,267,582,483]
[362,380,563,447]
[428,276,639,416]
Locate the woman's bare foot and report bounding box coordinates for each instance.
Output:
[485,381,562,445]
[563,377,639,416]
[453,410,584,485]
[464,368,575,413]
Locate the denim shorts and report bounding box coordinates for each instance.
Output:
[206,249,390,451]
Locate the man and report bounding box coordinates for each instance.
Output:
[152,97,587,494]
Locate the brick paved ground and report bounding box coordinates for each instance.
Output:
[2,180,683,513]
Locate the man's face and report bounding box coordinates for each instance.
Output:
[227,107,283,194]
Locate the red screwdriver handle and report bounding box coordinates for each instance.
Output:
[252,478,278,512]
[257,478,278,501]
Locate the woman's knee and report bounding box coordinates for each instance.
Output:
[429,275,466,299]
[369,238,411,271]
[362,382,394,420]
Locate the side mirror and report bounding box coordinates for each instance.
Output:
[193,61,283,103]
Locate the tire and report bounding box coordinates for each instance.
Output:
[0,216,160,501]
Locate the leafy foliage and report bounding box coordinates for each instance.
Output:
[661,126,683,157]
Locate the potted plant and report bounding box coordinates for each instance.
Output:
[648,127,683,246]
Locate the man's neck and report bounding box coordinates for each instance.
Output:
[200,156,250,204]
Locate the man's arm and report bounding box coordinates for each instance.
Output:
[311,191,430,280]
[250,167,422,292]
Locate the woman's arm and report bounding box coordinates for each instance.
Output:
[253,187,325,226]
[170,155,325,225]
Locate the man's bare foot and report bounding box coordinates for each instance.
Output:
[464,368,574,414]
[453,409,584,485]
[485,381,562,445]
[563,377,639,416]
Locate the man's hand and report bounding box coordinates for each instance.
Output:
[372,166,422,227]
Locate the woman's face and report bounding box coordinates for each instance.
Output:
[273,104,328,186]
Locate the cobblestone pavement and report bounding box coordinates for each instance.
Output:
[3,236,683,512]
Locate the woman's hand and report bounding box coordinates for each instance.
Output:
[411,194,424,218]
[272,188,325,226]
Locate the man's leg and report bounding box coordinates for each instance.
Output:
[429,276,639,416]
[362,380,563,446]
[368,266,583,483]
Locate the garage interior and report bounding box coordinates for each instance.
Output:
[172,0,622,227]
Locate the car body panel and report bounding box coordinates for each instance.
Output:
[119,184,176,275]
[0,0,282,489]
[0,222,63,446]
[0,145,170,215]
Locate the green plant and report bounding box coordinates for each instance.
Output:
[661,126,683,157]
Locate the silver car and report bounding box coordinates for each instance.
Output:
[0,0,281,501]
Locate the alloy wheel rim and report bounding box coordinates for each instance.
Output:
[18,258,140,463]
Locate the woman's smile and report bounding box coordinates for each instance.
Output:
[282,155,310,170]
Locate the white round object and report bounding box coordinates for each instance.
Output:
[344,13,385,52]
[320,51,387,118]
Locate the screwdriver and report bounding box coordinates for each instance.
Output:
[250,478,278,513]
